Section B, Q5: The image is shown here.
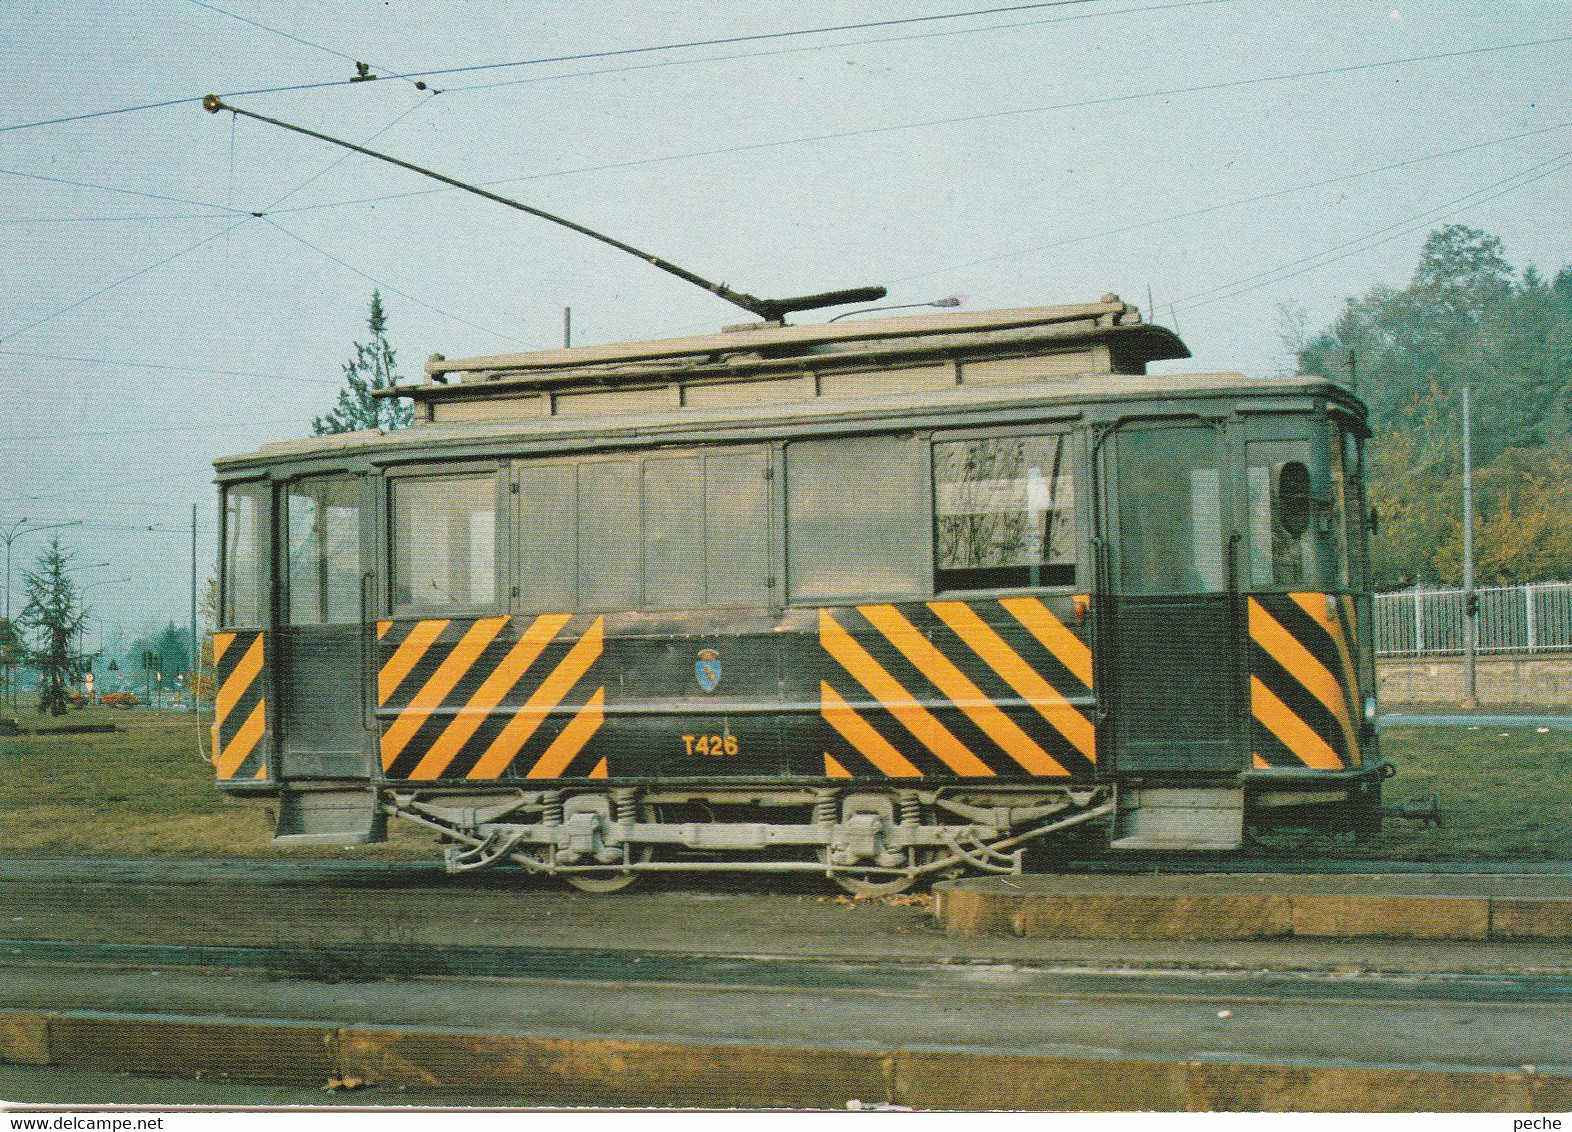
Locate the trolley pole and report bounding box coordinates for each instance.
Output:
[1462,386,1478,709]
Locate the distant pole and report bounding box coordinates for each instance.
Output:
[190,503,198,711]
[563,307,572,349]
[1462,386,1478,709]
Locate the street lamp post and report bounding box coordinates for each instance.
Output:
[78,576,130,704]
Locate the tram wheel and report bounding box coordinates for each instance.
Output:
[562,869,641,894]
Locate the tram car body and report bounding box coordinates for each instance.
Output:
[212,297,1386,892]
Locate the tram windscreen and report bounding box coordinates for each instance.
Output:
[221,482,267,626]
[934,434,1076,591]
[286,476,361,624]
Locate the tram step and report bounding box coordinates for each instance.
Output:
[272,789,388,846]
[1110,787,1243,852]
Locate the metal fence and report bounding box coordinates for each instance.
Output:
[1374,581,1572,657]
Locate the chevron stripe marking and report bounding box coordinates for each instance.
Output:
[824,753,853,779]
[1249,598,1357,760]
[1293,591,1363,763]
[928,600,1095,763]
[377,620,392,640]
[468,618,605,780]
[214,634,263,724]
[859,604,1067,777]
[217,699,266,780]
[820,681,923,778]
[1251,675,1343,770]
[378,619,449,706]
[526,687,606,779]
[998,596,1093,688]
[380,616,509,770]
[406,613,572,781]
[1252,753,1270,769]
[588,757,608,780]
[818,610,993,777]
[212,631,234,667]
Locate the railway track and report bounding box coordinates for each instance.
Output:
[6,936,1572,1007]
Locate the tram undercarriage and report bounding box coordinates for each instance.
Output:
[377,783,1114,894]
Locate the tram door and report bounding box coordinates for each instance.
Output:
[276,473,373,778]
[1099,423,1244,773]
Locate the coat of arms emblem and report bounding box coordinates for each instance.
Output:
[695,648,721,693]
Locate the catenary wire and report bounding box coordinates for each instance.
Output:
[0,0,1146,134]
[265,34,1572,220]
[259,217,539,347]
[0,348,339,387]
[0,218,254,344]
[885,119,1572,288]
[1171,151,1572,313]
[0,167,245,215]
[439,0,1234,95]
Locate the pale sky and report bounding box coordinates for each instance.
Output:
[2,0,1568,650]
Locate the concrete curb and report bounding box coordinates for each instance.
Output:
[932,881,1572,941]
[3,1009,1569,1111]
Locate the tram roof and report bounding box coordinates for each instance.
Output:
[382,295,1187,401]
[217,365,1362,472]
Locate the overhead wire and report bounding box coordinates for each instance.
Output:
[0,217,254,344]
[439,0,1234,95]
[259,217,539,347]
[1170,150,1572,314]
[885,119,1572,287]
[0,348,338,387]
[0,0,1137,134]
[264,34,1572,221]
[0,167,244,215]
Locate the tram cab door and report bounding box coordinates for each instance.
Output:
[275,473,377,782]
[1097,421,1247,848]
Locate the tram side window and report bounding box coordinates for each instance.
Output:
[934,434,1076,591]
[286,475,361,625]
[221,482,267,626]
[787,434,928,602]
[392,473,497,610]
[515,450,772,614]
[1246,441,1315,588]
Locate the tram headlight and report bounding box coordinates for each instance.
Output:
[1364,696,1378,724]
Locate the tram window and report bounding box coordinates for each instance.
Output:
[286,475,361,625]
[934,434,1076,591]
[642,457,704,609]
[1116,428,1225,594]
[787,434,928,602]
[705,450,771,607]
[516,463,577,612]
[391,473,496,610]
[1246,441,1315,588]
[577,460,641,611]
[1326,432,1351,590]
[221,482,267,626]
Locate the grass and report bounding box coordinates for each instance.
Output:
[1,699,1567,862]
[0,699,427,859]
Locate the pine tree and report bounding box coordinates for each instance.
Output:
[312,291,414,435]
[19,538,90,717]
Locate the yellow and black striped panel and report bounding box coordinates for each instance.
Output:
[1248,592,1362,770]
[213,629,268,782]
[818,597,1096,780]
[376,614,606,782]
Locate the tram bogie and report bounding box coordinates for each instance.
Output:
[213,297,1387,891]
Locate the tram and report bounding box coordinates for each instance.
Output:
[211,296,1387,892]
